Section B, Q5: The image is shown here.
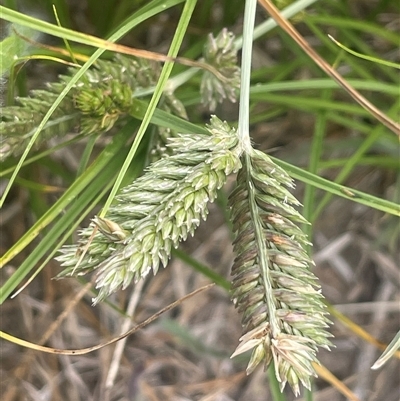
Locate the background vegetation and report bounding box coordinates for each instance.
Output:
[1,0,399,400]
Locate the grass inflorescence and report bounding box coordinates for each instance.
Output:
[1,0,399,400]
[57,117,242,303]
[229,150,332,394]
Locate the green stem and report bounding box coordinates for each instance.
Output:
[239,0,280,332]
[245,155,280,337]
[100,0,198,217]
[268,363,287,401]
[238,0,257,153]
[236,0,320,48]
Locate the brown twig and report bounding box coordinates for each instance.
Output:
[1,283,215,356]
[313,363,361,401]
[13,28,228,83]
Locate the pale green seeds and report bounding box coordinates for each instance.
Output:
[56,116,242,304]
[229,149,332,395]
[56,116,331,395]
[200,28,240,111]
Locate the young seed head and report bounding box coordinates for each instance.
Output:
[57,116,242,304]
[229,149,332,395]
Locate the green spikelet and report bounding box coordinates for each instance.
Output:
[229,150,332,395]
[200,28,240,111]
[0,55,186,161]
[57,116,242,304]
[0,85,78,161]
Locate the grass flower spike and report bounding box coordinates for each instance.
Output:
[200,28,241,111]
[57,116,242,303]
[229,150,332,395]
[0,56,186,161]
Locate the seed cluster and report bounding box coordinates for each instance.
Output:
[229,150,332,395]
[201,28,241,111]
[57,117,242,303]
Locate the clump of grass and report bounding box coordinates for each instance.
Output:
[0,55,186,161]
[1,0,399,400]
